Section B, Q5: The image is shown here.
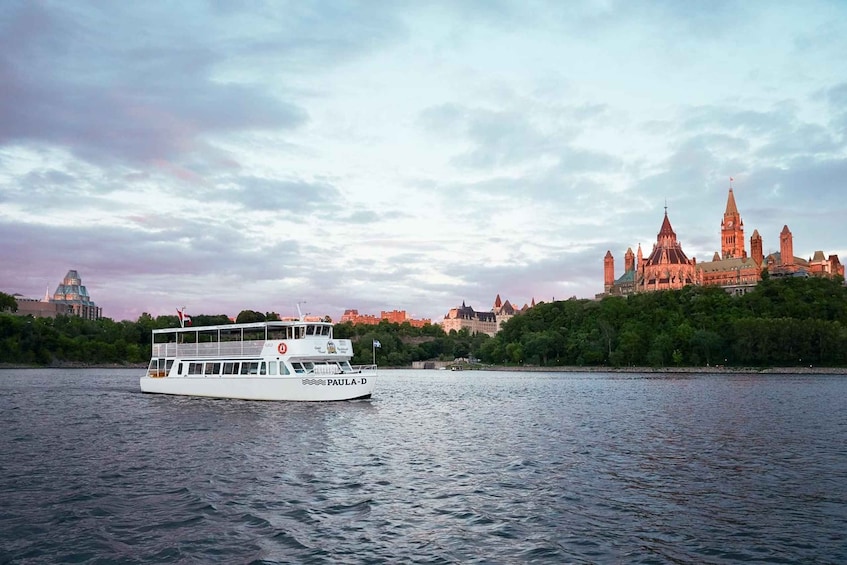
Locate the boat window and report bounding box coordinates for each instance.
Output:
[177,362,183,375]
[296,326,305,339]
[322,326,331,336]
[189,362,203,375]
[243,329,264,341]
[280,362,290,375]
[313,362,339,375]
[205,362,221,376]
[223,362,239,375]
[165,359,174,371]
[240,361,260,375]
[291,362,305,374]
[268,361,277,376]
[259,362,267,375]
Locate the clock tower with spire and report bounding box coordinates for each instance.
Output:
[721,181,746,259]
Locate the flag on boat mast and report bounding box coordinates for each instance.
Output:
[372,339,381,366]
[177,308,192,328]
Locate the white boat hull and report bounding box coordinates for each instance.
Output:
[139,373,375,401]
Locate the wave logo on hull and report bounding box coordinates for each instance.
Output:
[302,378,367,386]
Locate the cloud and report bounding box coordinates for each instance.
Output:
[419,100,622,179]
[219,176,345,215]
[420,104,557,168]
[0,2,384,171]
[342,210,381,224]
[2,0,846,324]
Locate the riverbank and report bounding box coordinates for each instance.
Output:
[2,363,846,375]
[479,365,847,374]
[0,362,147,370]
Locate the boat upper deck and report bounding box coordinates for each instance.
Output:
[152,320,334,343]
[150,320,344,359]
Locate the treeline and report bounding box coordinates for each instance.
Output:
[483,276,847,367]
[2,276,847,368]
[0,301,484,367]
[334,320,488,366]
[0,312,231,366]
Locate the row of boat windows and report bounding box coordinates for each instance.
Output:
[174,360,352,376]
[182,360,290,376]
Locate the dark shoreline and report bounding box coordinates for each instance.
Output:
[479,365,847,374]
[0,363,147,370]
[2,363,846,375]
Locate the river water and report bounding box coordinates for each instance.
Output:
[1,368,845,564]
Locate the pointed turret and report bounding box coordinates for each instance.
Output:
[657,210,678,248]
[724,188,739,216]
[780,225,794,267]
[624,247,635,272]
[604,250,615,290]
[494,294,502,309]
[751,229,763,266]
[659,211,675,238]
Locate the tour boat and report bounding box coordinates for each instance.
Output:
[140,320,376,401]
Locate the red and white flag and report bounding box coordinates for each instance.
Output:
[177,309,192,327]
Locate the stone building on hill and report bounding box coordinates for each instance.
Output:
[52,270,102,319]
[339,308,431,328]
[637,209,698,293]
[11,292,72,318]
[694,189,762,292]
[604,208,698,295]
[602,184,844,298]
[492,294,536,333]
[441,301,497,335]
[442,295,536,336]
[11,269,102,319]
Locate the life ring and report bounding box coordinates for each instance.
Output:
[277,343,287,354]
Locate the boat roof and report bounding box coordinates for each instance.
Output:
[152,320,331,335]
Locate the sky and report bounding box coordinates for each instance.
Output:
[1,0,846,323]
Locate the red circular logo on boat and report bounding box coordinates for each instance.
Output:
[277,343,287,354]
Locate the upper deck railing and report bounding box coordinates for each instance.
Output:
[152,340,265,358]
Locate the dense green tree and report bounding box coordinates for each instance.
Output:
[236,310,265,324]
[0,291,18,313]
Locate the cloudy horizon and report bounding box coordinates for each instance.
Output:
[1,1,845,322]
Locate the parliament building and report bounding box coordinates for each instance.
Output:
[603,186,844,297]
